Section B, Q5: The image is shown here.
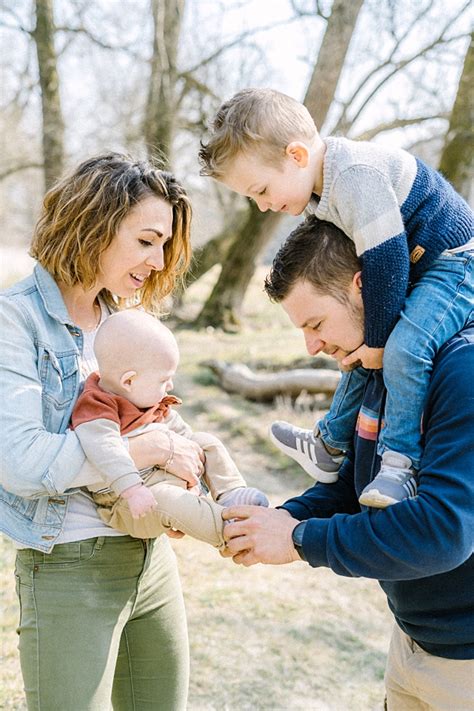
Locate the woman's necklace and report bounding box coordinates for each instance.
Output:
[69,300,101,332]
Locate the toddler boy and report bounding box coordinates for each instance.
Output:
[199,88,473,507]
[71,310,268,547]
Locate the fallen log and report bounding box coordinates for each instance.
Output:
[203,360,340,402]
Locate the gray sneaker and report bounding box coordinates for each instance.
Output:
[269,421,344,482]
[358,451,418,508]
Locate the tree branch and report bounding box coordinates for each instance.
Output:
[184,14,305,74]
[352,113,450,141]
[0,6,32,34]
[334,2,470,133]
[0,162,44,181]
[55,25,142,58]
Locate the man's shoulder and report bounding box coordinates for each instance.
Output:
[429,323,474,405]
[436,323,474,367]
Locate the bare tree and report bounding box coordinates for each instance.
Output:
[194,0,364,330]
[32,0,65,190]
[190,0,470,329]
[143,0,185,160]
[438,33,473,202]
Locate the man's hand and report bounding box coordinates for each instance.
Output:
[121,483,157,519]
[222,506,301,566]
[342,344,384,370]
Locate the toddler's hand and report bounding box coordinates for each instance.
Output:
[121,483,157,519]
[342,344,384,370]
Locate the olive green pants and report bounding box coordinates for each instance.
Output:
[15,535,189,711]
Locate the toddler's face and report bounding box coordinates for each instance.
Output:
[220,149,314,216]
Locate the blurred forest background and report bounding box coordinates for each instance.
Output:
[0,2,473,709]
[0,0,472,324]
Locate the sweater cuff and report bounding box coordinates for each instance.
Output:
[299,517,331,568]
[279,502,313,521]
[110,471,143,495]
[364,322,392,349]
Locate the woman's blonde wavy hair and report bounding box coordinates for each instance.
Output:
[30,153,192,314]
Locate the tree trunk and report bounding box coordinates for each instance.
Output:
[143,0,185,159]
[194,0,364,329]
[184,207,248,289]
[33,0,65,191]
[438,33,473,204]
[305,0,364,131]
[204,360,340,401]
[195,203,278,330]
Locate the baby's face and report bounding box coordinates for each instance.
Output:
[127,350,179,409]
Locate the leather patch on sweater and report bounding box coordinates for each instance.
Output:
[410,245,425,264]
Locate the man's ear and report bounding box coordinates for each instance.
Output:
[352,271,363,292]
[120,370,136,392]
[285,141,310,168]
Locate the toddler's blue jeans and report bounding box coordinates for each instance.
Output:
[318,251,474,468]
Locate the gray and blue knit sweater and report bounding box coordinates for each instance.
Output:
[307,137,473,347]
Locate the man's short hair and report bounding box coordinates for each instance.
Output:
[264,217,361,304]
[199,88,317,178]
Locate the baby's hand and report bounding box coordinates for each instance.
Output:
[342,345,384,370]
[121,483,157,519]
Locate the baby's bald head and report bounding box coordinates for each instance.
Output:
[94,310,179,406]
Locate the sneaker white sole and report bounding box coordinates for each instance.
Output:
[358,489,399,508]
[269,430,339,483]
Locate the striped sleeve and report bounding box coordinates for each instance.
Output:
[334,166,411,346]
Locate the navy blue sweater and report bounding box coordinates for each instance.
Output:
[282,324,474,659]
[311,138,474,346]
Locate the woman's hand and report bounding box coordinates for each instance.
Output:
[128,429,205,489]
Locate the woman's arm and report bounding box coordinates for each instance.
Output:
[128,428,204,489]
[0,298,85,498]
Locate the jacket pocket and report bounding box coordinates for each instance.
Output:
[40,349,78,408]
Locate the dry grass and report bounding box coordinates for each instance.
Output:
[0,266,391,710]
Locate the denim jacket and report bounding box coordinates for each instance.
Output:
[0,264,88,552]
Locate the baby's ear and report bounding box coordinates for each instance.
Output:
[285,141,309,168]
[120,370,137,391]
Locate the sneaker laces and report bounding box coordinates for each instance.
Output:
[380,465,413,483]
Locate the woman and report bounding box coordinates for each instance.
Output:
[0,153,204,710]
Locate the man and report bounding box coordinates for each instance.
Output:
[223,218,474,710]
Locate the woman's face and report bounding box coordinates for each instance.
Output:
[98,196,173,297]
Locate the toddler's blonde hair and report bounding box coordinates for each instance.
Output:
[199,88,317,178]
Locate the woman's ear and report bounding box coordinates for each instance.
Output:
[120,370,136,392]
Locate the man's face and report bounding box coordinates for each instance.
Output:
[220,148,314,217]
[281,278,365,365]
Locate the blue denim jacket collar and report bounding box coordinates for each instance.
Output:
[34,263,76,326]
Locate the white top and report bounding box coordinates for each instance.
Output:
[56,305,125,545]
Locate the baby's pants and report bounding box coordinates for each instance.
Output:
[94,432,245,548]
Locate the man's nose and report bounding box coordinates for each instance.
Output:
[304,332,324,356]
[146,245,165,271]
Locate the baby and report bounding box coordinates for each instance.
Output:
[71,310,268,548]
